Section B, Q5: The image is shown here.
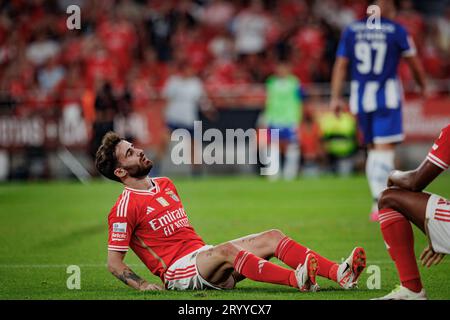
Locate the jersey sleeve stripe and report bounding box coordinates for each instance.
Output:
[108,246,129,251]
[117,192,126,217]
[427,153,448,170]
[117,191,130,217]
[123,191,131,217]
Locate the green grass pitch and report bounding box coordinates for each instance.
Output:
[1,174,449,300]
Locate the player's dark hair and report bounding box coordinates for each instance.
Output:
[95,131,123,183]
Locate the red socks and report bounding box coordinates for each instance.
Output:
[275,236,339,282]
[234,250,298,288]
[379,208,422,293]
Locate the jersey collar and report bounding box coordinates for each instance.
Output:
[125,178,160,195]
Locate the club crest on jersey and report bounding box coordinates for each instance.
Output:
[113,222,127,233]
[156,197,170,207]
[166,190,180,202]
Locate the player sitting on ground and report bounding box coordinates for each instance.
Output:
[374,125,449,300]
[95,131,366,291]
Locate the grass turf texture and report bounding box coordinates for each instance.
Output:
[0,175,449,300]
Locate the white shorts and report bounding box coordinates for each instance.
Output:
[425,194,450,254]
[163,245,235,291]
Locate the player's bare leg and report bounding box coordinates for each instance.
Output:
[195,240,319,291]
[375,188,430,299]
[197,229,366,290]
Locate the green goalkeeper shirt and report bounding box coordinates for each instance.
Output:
[264,75,302,127]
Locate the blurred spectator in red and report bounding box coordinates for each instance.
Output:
[83,37,120,90]
[291,19,325,61]
[97,9,137,74]
[396,0,425,53]
[299,107,324,177]
[172,23,210,74]
[138,48,169,91]
[421,20,450,80]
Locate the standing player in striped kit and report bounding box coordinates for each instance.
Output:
[95,131,366,292]
[373,124,449,300]
[330,0,427,220]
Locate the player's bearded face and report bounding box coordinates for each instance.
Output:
[123,152,153,178]
[117,141,153,178]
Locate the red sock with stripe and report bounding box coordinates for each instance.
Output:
[275,236,339,282]
[234,250,298,288]
[379,208,422,293]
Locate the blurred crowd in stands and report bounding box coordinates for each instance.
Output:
[1,0,449,107]
[0,0,449,179]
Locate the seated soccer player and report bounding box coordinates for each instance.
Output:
[95,131,366,292]
[374,125,449,300]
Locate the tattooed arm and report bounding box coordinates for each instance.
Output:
[107,250,163,291]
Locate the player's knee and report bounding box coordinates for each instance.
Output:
[263,229,285,242]
[215,242,241,264]
[258,229,286,253]
[378,189,399,210]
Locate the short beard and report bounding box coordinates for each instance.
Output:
[123,162,153,178]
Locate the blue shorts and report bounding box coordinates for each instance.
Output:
[357,108,404,145]
[268,126,298,143]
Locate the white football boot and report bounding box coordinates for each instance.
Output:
[295,253,320,292]
[337,247,366,289]
[371,285,427,300]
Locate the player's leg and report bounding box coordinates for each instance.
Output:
[378,188,429,231]
[367,142,396,221]
[282,128,300,180]
[365,108,403,221]
[267,126,282,181]
[195,238,318,291]
[229,229,366,289]
[376,188,430,297]
[358,111,378,218]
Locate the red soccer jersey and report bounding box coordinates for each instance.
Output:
[107,177,205,281]
[427,125,450,171]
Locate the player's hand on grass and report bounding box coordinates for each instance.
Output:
[139,283,164,291]
[420,245,445,268]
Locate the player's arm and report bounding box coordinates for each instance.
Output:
[403,55,427,96]
[397,26,427,96]
[330,56,349,116]
[107,250,163,291]
[388,159,443,192]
